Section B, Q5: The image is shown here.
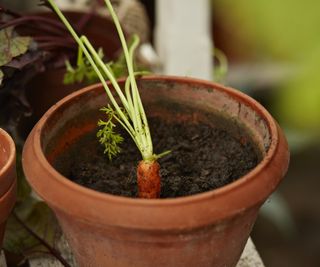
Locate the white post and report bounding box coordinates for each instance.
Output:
[155,0,213,80]
[53,0,89,10]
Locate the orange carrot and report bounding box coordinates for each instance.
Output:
[137,160,161,199]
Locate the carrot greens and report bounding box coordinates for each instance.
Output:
[47,0,170,162]
[46,0,169,198]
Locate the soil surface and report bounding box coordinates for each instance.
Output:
[54,118,260,198]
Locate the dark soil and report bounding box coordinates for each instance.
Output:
[53,117,260,198]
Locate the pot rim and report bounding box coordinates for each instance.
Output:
[26,75,283,207]
[0,128,16,196]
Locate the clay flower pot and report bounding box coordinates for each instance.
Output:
[0,129,17,248]
[22,76,289,267]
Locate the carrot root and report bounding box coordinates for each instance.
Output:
[137,160,161,199]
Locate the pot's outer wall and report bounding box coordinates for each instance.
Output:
[0,129,17,248]
[56,205,259,267]
[0,129,16,196]
[0,181,16,248]
[23,76,290,267]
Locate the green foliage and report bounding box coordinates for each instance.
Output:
[4,197,60,260]
[213,0,320,136]
[48,0,159,162]
[0,27,32,86]
[63,37,139,86]
[276,47,320,134]
[97,105,124,160]
[63,47,128,85]
[213,47,228,84]
[63,55,100,85]
[213,0,320,61]
[49,0,170,162]
[0,27,32,66]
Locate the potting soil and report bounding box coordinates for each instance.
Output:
[54,117,260,198]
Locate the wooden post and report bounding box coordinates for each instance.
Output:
[54,0,88,10]
[155,0,213,80]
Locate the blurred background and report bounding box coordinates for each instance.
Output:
[211,1,320,267]
[1,0,320,266]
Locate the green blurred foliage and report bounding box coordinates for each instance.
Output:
[213,0,320,135]
[278,47,320,133]
[213,0,320,61]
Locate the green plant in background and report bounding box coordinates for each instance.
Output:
[213,0,320,61]
[0,22,40,144]
[64,47,106,85]
[212,0,317,246]
[277,48,320,136]
[63,44,131,85]
[213,47,228,84]
[0,27,32,85]
[213,0,320,140]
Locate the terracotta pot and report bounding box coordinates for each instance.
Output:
[19,11,123,139]
[22,76,289,267]
[0,129,17,248]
